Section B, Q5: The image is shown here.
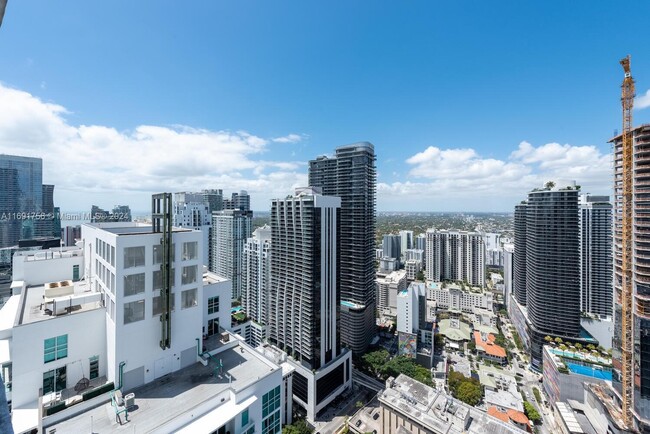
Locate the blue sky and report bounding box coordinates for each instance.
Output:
[1,1,650,212]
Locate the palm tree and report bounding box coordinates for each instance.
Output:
[544,336,553,344]
[575,343,583,351]
[554,337,563,345]
[587,344,596,352]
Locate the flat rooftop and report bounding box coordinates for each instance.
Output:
[49,341,279,433]
[379,374,526,434]
[82,222,194,236]
[18,280,102,325]
[203,272,229,285]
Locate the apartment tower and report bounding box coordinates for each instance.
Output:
[308,142,377,355]
[578,194,613,318]
[268,187,351,420]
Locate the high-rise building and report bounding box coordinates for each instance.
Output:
[382,234,401,261]
[513,203,528,305]
[415,233,426,266]
[210,209,252,299]
[399,230,413,258]
[376,269,407,315]
[62,225,82,247]
[173,192,212,265]
[503,243,514,309]
[223,190,251,212]
[268,187,351,421]
[579,194,613,319]
[425,230,485,287]
[308,142,377,354]
[90,205,131,223]
[517,182,583,368]
[611,124,650,428]
[202,189,223,213]
[0,155,44,248]
[243,224,271,347]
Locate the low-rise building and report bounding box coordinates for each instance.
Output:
[378,374,527,434]
[473,331,507,365]
[426,281,493,314]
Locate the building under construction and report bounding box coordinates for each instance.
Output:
[607,55,650,433]
[610,123,650,433]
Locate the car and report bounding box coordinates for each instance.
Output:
[373,413,379,420]
[356,420,362,427]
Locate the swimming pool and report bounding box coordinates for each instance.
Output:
[566,362,612,381]
[231,306,243,313]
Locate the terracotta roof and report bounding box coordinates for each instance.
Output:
[507,408,530,425]
[488,406,530,427]
[474,331,507,358]
[487,406,510,423]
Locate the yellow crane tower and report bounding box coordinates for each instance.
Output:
[620,54,635,428]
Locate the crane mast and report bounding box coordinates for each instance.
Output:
[620,54,635,428]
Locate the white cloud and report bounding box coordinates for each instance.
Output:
[380,140,612,209]
[0,83,306,211]
[272,133,305,143]
[636,89,650,110]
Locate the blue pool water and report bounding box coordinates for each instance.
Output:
[566,362,612,381]
[231,306,243,313]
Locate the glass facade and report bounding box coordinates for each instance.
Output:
[0,155,44,248]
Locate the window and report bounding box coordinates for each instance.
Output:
[89,356,99,380]
[181,288,198,309]
[124,300,145,324]
[242,408,249,426]
[153,268,175,291]
[262,410,280,434]
[207,296,219,315]
[181,265,197,285]
[110,246,115,266]
[182,242,198,261]
[262,386,281,418]
[124,273,145,296]
[72,264,80,281]
[153,294,176,315]
[124,246,145,268]
[43,366,66,395]
[153,244,175,264]
[44,335,68,363]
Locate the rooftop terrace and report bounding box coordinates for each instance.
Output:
[18,279,102,325]
[49,341,279,433]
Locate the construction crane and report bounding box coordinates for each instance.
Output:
[620,54,635,428]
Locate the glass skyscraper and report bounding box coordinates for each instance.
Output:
[0,155,44,248]
[308,142,376,355]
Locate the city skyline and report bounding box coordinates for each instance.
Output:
[2,2,650,212]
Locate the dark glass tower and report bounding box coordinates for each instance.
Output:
[521,184,582,368]
[309,142,376,354]
[0,155,44,248]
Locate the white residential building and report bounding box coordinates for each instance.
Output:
[242,225,272,347]
[426,281,493,313]
[503,243,514,308]
[210,209,252,300]
[376,270,407,315]
[405,259,422,281]
[425,229,485,287]
[397,282,426,336]
[399,230,413,259]
[1,219,284,434]
[173,192,212,266]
